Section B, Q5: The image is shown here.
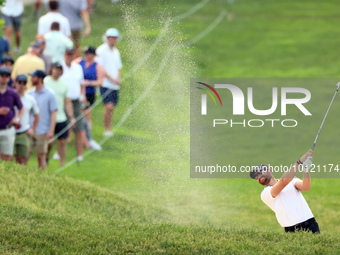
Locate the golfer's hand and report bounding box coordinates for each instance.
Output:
[300,150,313,162]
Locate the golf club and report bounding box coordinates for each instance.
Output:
[311,82,340,151]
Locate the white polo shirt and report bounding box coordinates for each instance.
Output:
[16,93,40,133]
[38,12,71,37]
[261,177,314,227]
[1,0,24,17]
[96,43,122,90]
[61,61,84,100]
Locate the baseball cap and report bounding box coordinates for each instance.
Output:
[0,67,11,75]
[28,69,46,79]
[30,41,41,49]
[51,62,63,69]
[250,164,269,179]
[84,46,96,55]
[16,74,28,82]
[1,56,14,65]
[104,28,122,41]
[65,47,75,53]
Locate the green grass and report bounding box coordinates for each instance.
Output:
[1,164,340,254]
[1,0,340,253]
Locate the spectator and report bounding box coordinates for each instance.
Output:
[0,67,24,161]
[61,48,86,161]
[44,22,73,63]
[1,56,15,88]
[36,34,52,73]
[44,62,75,166]
[12,42,45,91]
[13,74,40,165]
[96,28,122,137]
[1,0,23,55]
[59,0,91,58]
[75,46,104,128]
[27,69,57,170]
[0,34,11,63]
[38,0,71,37]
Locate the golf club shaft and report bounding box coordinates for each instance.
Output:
[311,83,340,151]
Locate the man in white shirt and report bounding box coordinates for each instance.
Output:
[250,149,320,233]
[1,0,24,55]
[61,48,86,161]
[13,74,40,165]
[96,28,122,137]
[38,0,71,37]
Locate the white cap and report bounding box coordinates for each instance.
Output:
[104,28,122,41]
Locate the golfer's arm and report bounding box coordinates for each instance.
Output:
[295,172,311,191]
[271,162,299,198]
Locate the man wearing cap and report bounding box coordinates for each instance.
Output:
[35,34,52,74]
[44,62,75,166]
[96,28,123,137]
[12,42,45,91]
[1,56,15,87]
[61,48,86,161]
[13,74,40,165]
[27,69,58,170]
[250,149,320,233]
[0,67,24,161]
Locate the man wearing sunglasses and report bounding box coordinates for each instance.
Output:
[250,149,320,233]
[0,67,24,161]
[13,74,40,165]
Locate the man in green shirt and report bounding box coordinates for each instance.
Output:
[44,62,75,166]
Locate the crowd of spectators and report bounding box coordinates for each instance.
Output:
[0,0,122,169]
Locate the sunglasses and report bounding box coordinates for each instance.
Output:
[18,81,27,85]
[0,73,10,77]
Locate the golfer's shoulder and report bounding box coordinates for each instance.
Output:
[261,186,274,202]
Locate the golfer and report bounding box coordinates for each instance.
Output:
[250,149,320,233]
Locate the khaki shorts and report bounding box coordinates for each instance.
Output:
[14,132,30,157]
[29,134,48,155]
[0,126,15,156]
[71,30,82,49]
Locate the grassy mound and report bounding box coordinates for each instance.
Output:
[1,164,340,254]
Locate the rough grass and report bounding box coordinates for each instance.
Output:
[2,0,340,253]
[1,164,340,254]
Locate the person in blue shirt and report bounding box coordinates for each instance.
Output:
[0,37,11,63]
